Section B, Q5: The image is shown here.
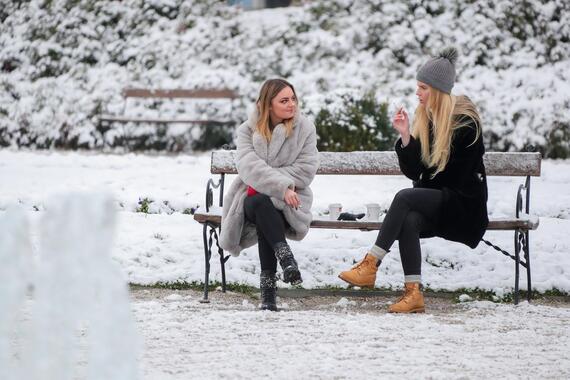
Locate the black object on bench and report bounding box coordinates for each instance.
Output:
[194,150,541,304]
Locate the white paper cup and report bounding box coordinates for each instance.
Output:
[365,203,381,221]
[328,203,342,220]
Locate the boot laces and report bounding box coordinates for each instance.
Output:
[351,256,372,272]
[397,288,413,304]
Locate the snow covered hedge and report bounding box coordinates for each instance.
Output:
[1,0,569,156]
[311,90,395,151]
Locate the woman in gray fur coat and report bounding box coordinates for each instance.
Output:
[219,79,319,311]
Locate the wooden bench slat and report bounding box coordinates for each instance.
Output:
[210,151,541,177]
[193,213,539,231]
[100,88,238,127]
[99,115,232,125]
[122,88,238,99]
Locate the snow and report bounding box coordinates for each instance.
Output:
[212,150,543,176]
[2,2,570,378]
[0,193,138,380]
[458,294,473,302]
[133,293,570,379]
[0,149,569,294]
[1,1,569,154]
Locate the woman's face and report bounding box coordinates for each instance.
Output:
[270,86,297,122]
[416,81,430,106]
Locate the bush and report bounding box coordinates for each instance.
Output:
[191,122,235,151]
[1,0,568,153]
[544,121,570,159]
[90,119,236,152]
[312,92,396,152]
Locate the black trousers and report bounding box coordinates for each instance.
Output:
[375,188,443,276]
[243,194,287,272]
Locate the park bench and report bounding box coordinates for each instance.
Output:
[98,88,239,149]
[194,150,541,304]
[99,88,238,126]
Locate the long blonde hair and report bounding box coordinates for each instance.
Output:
[412,87,481,177]
[256,78,296,141]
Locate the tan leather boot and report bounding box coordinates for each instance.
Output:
[338,253,379,288]
[388,282,425,313]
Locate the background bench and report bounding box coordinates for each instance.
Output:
[98,88,239,151]
[194,150,541,304]
[99,88,239,127]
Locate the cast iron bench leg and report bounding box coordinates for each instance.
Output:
[219,246,228,293]
[514,229,522,305]
[524,231,532,302]
[200,223,212,303]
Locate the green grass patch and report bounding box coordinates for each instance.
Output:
[541,288,569,297]
[131,281,257,296]
[136,197,153,213]
[311,284,395,292]
[130,282,569,303]
[425,287,570,303]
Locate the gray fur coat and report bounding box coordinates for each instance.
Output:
[219,110,319,256]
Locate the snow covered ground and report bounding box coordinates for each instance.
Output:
[1,149,569,294]
[1,149,569,379]
[134,288,570,380]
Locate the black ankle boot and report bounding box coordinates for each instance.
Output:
[274,242,302,285]
[260,270,278,311]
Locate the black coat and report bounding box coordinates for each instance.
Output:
[395,117,489,248]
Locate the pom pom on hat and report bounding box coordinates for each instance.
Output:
[416,46,458,94]
[438,46,458,65]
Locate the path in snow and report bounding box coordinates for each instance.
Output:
[132,288,570,380]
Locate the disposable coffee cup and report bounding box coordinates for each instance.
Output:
[328,203,342,220]
[365,203,381,221]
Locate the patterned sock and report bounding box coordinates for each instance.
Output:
[404,275,422,283]
[369,245,388,263]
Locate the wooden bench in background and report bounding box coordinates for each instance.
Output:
[194,150,541,304]
[99,88,239,128]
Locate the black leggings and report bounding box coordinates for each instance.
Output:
[375,188,443,276]
[243,194,287,272]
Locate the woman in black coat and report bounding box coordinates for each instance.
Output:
[339,47,488,313]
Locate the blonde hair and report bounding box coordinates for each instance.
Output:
[256,78,297,141]
[412,87,481,177]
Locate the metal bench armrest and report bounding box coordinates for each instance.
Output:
[205,175,225,212]
[516,175,531,219]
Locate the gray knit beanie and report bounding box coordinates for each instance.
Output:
[416,47,458,94]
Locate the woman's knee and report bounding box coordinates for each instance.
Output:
[391,188,415,209]
[246,193,273,211]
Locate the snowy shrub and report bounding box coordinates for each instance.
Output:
[544,121,570,159]
[98,123,190,152]
[0,0,569,154]
[191,123,235,151]
[312,91,395,152]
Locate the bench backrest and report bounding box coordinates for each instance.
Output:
[210,151,541,177]
[122,88,239,99]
